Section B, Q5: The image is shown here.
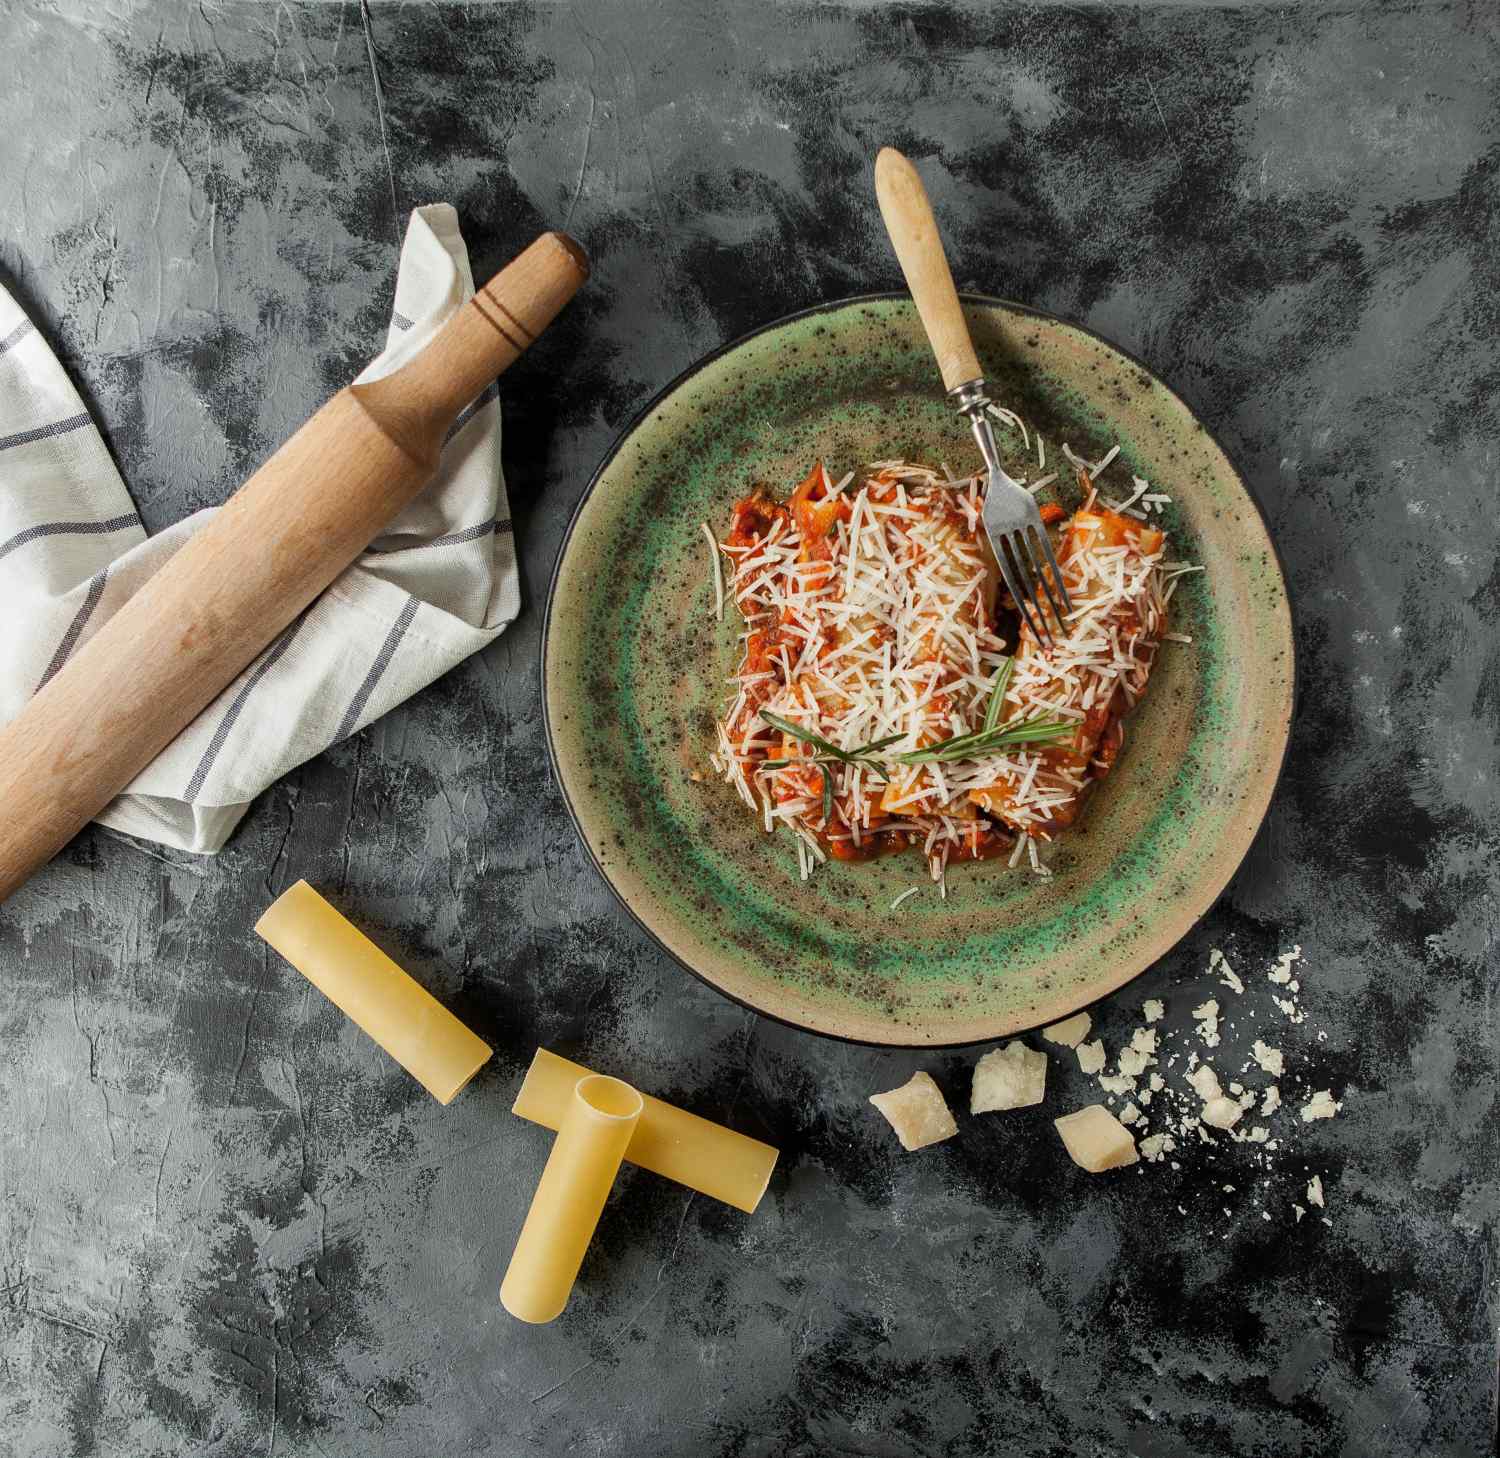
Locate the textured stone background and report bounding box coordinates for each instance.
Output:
[1,2,1496,1454]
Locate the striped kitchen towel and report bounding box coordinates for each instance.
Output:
[0,203,520,854]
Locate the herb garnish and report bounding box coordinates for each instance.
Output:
[891,716,1074,765]
[758,711,902,822]
[982,656,1014,733]
[757,674,1073,811]
[893,655,1074,762]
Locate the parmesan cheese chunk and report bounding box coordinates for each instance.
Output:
[1142,998,1165,1023]
[1301,1089,1341,1122]
[869,1073,958,1151]
[1076,1039,1106,1074]
[1201,1095,1245,1131]
[971,1042,1047,1114]
[1118,1102,1142,1125]
[1261,1084,1281,1116]
[1251,1040,1284,1077]
[1055,1105,1139,1172]
[1307,1174,1325,1208]
[870,1068,960,1152]
[1042,1012,1091,1048]
[1187,1063,1222,1101]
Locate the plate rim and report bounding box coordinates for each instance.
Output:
[540,289,1299,1048]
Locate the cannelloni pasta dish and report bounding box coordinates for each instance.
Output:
[708,457,1195,886]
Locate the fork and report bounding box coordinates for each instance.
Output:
[874,147,1072,645]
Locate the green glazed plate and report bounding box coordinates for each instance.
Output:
[543,295,1293,1046]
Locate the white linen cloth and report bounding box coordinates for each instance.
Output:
[0,204,519,853]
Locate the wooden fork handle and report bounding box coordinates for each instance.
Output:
[874,147,982,394]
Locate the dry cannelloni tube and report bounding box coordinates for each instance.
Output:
[255,881,491,1104]
[501,1074,644,1324]
[512,1049,778,1214]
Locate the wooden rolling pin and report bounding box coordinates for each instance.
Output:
[0,230,588,903]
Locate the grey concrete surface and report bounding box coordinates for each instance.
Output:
[0,2,1496,1454]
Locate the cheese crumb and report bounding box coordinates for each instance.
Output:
[1191,999,1221,1048]
[1307,1174,1325,1208]
[1076,1039,1106,1074]
[1252,1040,1284,1077]
[1119,1102,1142,1125]
[1042,1012,1091,1048]
[1140,1132,1176,1162]
[869,1073,958,1151]
[1301,1089,1341,1123]
[1261,1085,1281,1116]
[1274,995,1306,1024]
[1210,948,1243,994]
[1268,947,1302,984]
[971,1042,1047,1114]
[1294,1203,1306,1222]
[1187,1063,1222,1101]
[1142,999,1164,1023]
[1055,1105,1139,1172]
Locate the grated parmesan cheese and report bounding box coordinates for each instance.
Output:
[711,447,1183,887]
[701,522,725,620]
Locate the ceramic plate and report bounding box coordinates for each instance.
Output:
[543,295,1293,1046]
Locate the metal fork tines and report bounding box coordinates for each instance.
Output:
[951,380,1073,648]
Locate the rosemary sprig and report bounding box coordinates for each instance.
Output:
[893,716,1075,765]
[758,711,902,766]
[758,712,901,822]
[758,701,1072,786]
[982,656,1015,734]
[761,757,840,821]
